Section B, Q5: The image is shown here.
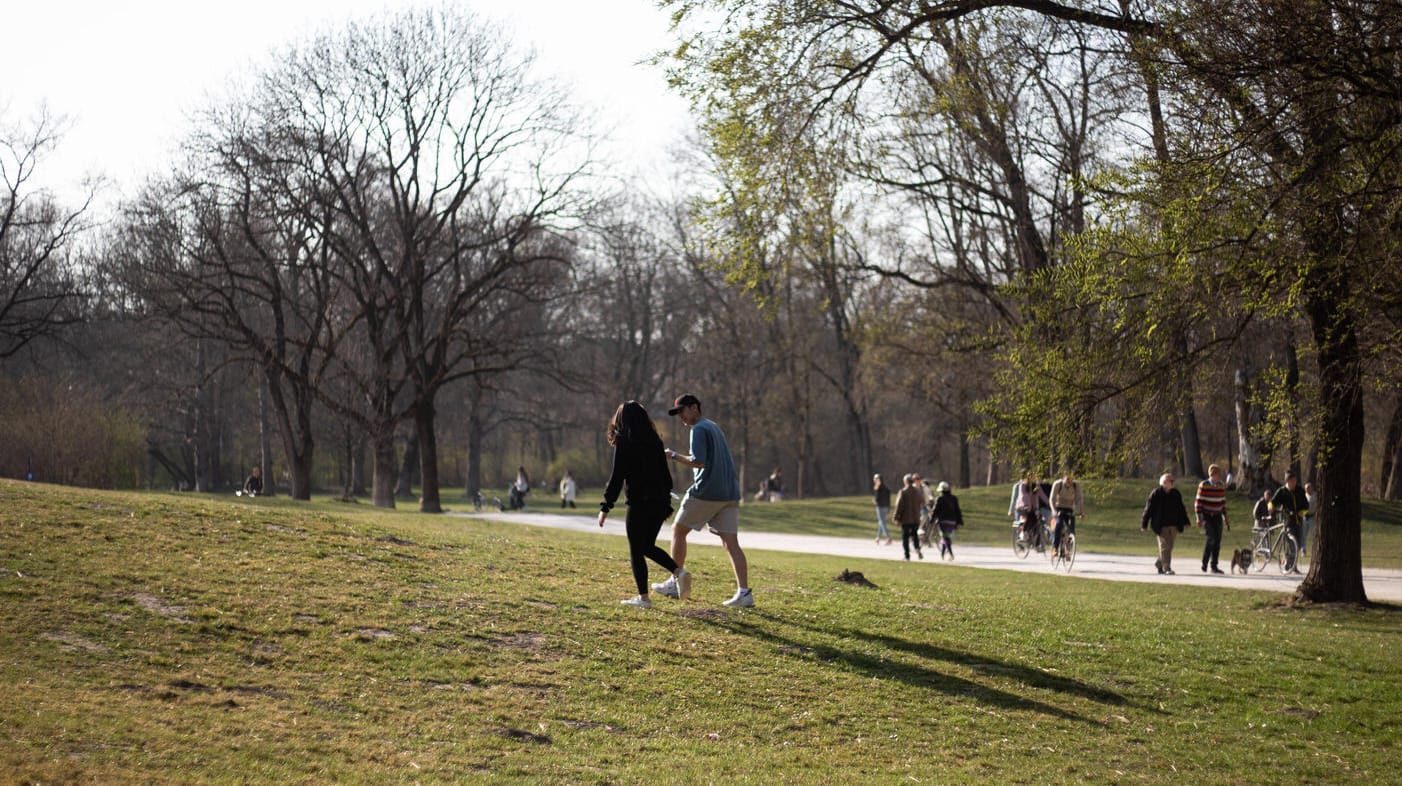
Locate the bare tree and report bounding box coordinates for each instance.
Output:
[0,107,89,359]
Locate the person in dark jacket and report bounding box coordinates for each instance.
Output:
[1141,472,1190,574]
[894,473,925,561]
[931,481,964,560]
[597,401,680,608]
[1270,472,1309,574]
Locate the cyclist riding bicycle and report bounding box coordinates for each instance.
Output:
[1009,472,1051,552]
[1049,470,1084,559]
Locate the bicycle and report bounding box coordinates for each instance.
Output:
[1250,513,1298,574]
[1012,510,1051,559]
[1049,511,1078,573]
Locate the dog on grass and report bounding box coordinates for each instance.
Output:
[1229,548,1252,574]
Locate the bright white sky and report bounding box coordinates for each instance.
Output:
[2,0,695,207]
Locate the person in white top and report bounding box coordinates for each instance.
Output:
[559,470,577,509]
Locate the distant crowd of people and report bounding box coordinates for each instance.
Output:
[872,472,964,561]
[870,462,1314,577]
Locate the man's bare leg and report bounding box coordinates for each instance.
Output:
[670,523,690,569]
[718,531,748,589]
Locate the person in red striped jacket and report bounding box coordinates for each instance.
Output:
[1194,464,1230,574]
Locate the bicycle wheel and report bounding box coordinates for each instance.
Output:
[1013,525,1030,558]
[1041,523,1054,560]
[1060,533,1076,572]
[1251,529,1271,572]
[1277,534,1298,574]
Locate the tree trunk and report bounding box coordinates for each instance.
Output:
[958,428,972,489]
[466,402,484,498]
[371,426,398,509]
[1285,334,1302,478]
[192,338,213,493]
[1295,267,1366,603]
[1180,403,1205,479]
[1235,364,1272,496]
[396,431,419,500]
[1379,392,1402,500]
[416,396,443,513]
[264,365,314,500]
[352,434,368,497]
[257,373,276,497]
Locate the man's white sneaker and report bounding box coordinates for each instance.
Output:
[676,569,692,600]
[722,588,754,608]
[651,576,679,599]
[620,595,651,608]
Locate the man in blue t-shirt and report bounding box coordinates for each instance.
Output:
[650,394,753,608]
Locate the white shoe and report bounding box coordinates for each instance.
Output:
[620,595,651,608]
[676,569,692,600]
[651,576,679,599]
[722,588,754,608]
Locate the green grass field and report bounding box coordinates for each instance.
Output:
[2,479,1399,784]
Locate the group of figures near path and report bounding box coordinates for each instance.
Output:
[872,463,1318,577]
[872,473,965,562]
[1138,465,1315,575]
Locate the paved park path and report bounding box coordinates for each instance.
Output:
[451,510,1402,603]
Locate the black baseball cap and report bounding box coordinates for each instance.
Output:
[667,394,701,416]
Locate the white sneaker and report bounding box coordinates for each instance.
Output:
[620,595,651,608]
[651,576,679,599]
[676,569,692,600]
[722,588,754,608]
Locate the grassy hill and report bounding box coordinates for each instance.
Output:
[2,480,1399,784]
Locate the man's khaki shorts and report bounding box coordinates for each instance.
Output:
[673,495,740,534]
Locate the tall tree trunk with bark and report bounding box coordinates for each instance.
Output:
[257,373,276,497]
[1235,364,1272,496]
[416,398,443,513]
[397,431,419,500]
[958,427,972,489]
[463,380,487,498]
[1296,291,1366,603]
[1379,393,1402,500]
[1285,334,1302,478]
[264,365,315,500]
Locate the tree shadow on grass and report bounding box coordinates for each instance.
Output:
[704,610,1136,726]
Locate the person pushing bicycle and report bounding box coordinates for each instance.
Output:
[1270,472,1309,574]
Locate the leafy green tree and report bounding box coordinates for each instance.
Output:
[664,0,1401,602]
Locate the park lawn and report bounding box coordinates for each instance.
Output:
[3,479,1397,784]
[449,480,1402,570]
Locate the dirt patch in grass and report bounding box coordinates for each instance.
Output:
[494,632,547,650]
[40,631,108,653]
[128,592,192,622]
[354,628,398,641]
[677,608,728,622]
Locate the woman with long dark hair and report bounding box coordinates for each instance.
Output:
[597,401,680,608]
